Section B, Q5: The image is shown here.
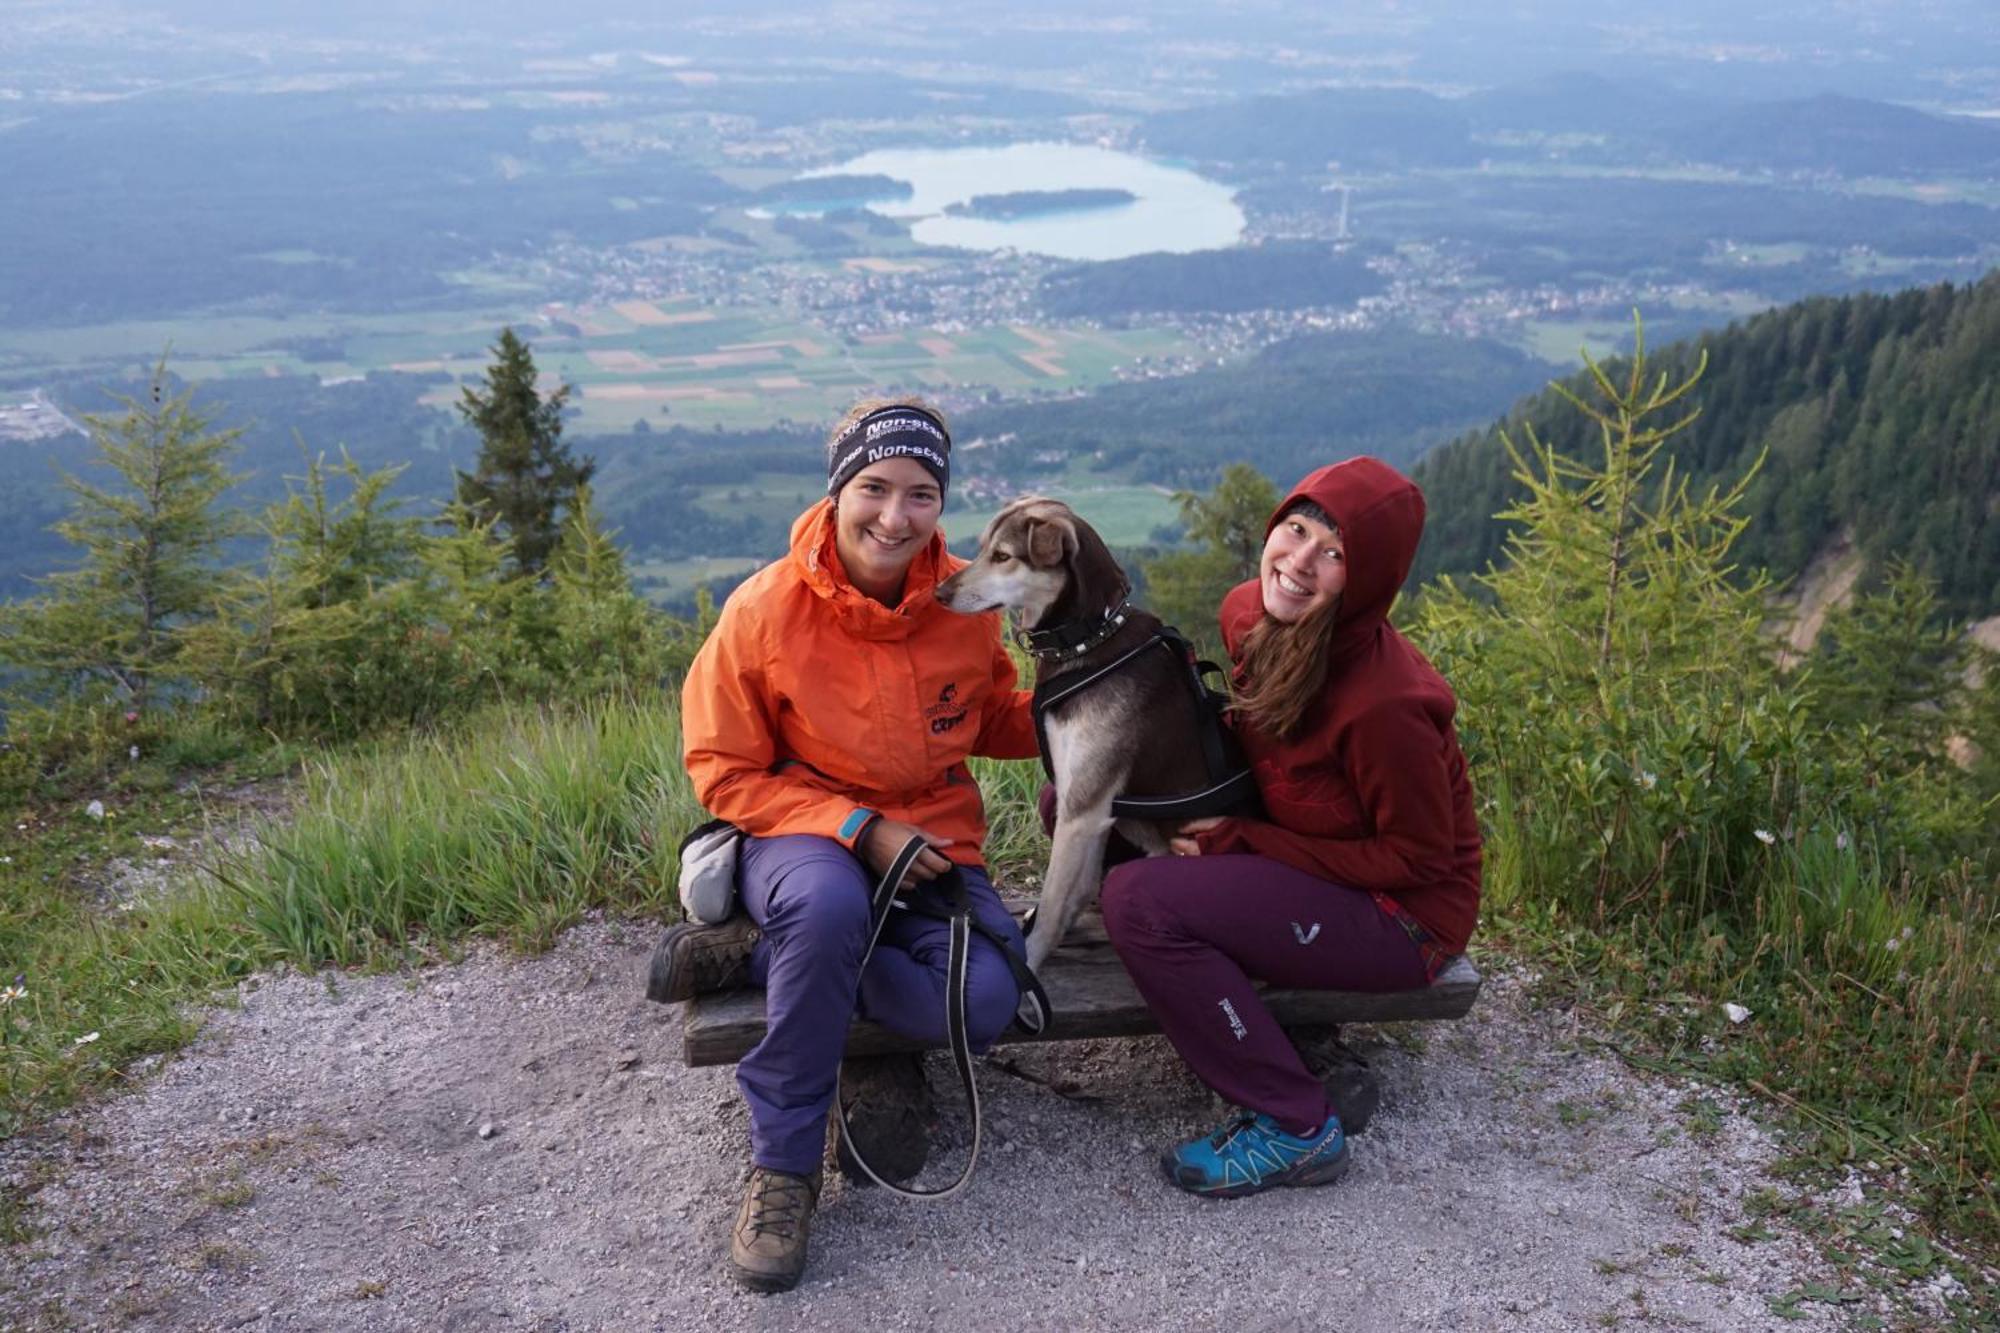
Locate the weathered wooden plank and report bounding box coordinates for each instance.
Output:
[682,952,1481,1068]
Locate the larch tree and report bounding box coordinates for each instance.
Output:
[0,365,242,712]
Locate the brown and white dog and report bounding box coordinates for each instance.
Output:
[936,496,1237,975]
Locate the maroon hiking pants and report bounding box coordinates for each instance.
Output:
[1100,853,1428,1136]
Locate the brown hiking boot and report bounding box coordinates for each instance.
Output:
[644,916,759,1005]
[728,1166,821,1293]
[833,1053,932,1187]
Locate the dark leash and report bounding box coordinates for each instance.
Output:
[832,836,1051,1201]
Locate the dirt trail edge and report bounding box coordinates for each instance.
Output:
[1,918,1885,1331]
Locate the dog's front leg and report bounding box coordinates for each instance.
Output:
[1028,808,1115,975]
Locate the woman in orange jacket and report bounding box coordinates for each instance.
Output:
[656,398,1037,1294]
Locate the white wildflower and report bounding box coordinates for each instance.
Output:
[1753,828,1776,846]
[85,800,105,821]
[73,1031,99,1046]
[1637,770,1657,791]
[0,856,10,864]
[0,985,25,1005]
[1900,925,1913,940]
[1723,1003,1752,1025]
[1885,937,1901,952]
[128,745,139,761]
[1835,831,1850,851]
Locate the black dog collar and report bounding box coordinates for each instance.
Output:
[1018,600,1134,661]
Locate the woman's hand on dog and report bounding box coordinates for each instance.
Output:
[861,817,957,883]
[1168,816,1226,858]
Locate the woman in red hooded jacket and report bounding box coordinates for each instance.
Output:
[1100,456,1481,1198]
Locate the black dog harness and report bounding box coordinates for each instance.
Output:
[1025,610,1259,821]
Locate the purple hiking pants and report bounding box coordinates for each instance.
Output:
[1101,853,1428,1136]
[735,834,1026,1175]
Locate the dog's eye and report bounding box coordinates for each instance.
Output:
[991,551,1011,564]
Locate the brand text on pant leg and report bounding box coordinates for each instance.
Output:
[1217,997,1248,1041]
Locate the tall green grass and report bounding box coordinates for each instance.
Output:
[209,694,700,964]
[0,696,697,1135]
[970,753,1052,887]
[1,693,1052,1138]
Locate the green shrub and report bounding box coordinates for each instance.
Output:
[1409,318,1996,1234]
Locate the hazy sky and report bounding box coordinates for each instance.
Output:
[8,0,1999,107]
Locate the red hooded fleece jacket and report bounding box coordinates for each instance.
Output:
[1195,458,1482,958]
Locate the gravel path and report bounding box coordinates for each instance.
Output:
[0,917,1883,1331]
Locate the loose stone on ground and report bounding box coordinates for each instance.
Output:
[0,919,1916,1330]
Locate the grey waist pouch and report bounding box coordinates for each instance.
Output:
[676,818,742,924]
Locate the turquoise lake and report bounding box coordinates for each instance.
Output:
[787,142,1245,261]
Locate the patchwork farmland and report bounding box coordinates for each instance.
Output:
[470,298,1195,433]
[0,294,1196,436]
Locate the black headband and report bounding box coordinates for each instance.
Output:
[827,406,951,500]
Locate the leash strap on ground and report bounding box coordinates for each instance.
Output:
[832,836,986,1202]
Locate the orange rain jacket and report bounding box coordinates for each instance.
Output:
[681,499,1037,866]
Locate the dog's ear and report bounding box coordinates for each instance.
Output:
[1025,512,1077,568]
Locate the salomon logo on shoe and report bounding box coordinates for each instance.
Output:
[1162,1111,1351,1199]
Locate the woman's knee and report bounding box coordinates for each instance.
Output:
[1099,860,1170,943]
[761,855,873,946]
[964,955,1023,1049]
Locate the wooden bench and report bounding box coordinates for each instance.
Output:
[681,908,1482,1067]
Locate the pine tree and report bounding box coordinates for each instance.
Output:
[181,450,425,733]
[541,485,667,689]
[0,366,241,712]
[455,329,595,577]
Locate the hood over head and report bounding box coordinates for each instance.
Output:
[1269,457,1425,633]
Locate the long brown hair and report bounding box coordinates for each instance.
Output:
[1232,500,1343,740]
[1232,593,1343,740]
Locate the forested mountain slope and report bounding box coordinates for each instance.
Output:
[1412,274,2000,616]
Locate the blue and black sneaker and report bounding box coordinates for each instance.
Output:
[1162,1110,1350,1198]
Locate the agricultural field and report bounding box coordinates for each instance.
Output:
[512,301,1195,434]
[628,554,766,605]
[0,293,1199,436]
[944,483,1179,552]
[1509,317,1640,366]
